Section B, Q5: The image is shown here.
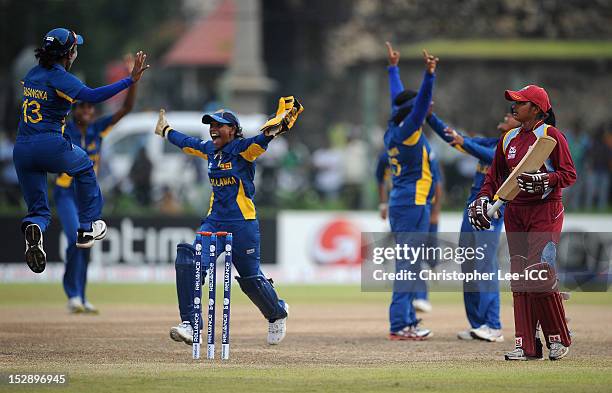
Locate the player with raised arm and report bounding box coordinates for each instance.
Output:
[376,149,442,314]
[468,85,576,360]
[426,110,521,342]
[155,97,303,346]
[13,28,149,274]
[383,41,438,340]
[54,55,141,314]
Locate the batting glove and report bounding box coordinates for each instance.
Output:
[517,171,550,194]
[467,197,492,231]
[155,109,172,138]
[260,96,304,137]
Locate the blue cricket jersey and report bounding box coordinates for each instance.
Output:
[384,66,435,207]
[426,113,499,204]
[55,115,115,188]
[376,149,440,205]
[168,130,274,221]
[18,64,85,136]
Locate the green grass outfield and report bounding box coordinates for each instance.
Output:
[2,362,612,393]
[1,284,611,393]
[1,283,611,306]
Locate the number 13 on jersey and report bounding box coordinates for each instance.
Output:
[22,99,42,123]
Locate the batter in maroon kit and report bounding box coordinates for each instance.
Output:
[468,85,576,360]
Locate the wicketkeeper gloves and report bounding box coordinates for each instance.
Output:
[260,96,304,138]
[155,108,172,138]
[517,171,550,194]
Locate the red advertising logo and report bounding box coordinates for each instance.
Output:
[312,219,362,266]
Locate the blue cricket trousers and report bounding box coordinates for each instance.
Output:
[388,205,431,332]
[54,184,91,301]
[459,208,503,330]
[13,133,103,232]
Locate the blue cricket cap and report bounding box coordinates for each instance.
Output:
[202,109,240,127]
[43,28,84,56]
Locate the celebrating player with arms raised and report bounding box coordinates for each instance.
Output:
[383,42,438,340]
[156,97,303,346]
[468,85,576,360]
[14,28,149,274]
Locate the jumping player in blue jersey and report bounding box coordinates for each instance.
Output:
[375,149,442,314]
[383,42,438,340]
[426,110,521,343]
[54,55,140,313]
[14,28,149,274]
[155,97,303,345]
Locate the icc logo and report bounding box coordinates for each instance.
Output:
[508,146,516,159]
[195,244,202,251]
[225,244,232,252]
[209,299,215,306]
[210,245,216,252]
[194,297,201,305]
[224,298,230,306]
[312,218,362,266]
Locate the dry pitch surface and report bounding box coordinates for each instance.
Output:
[1,284,611,393]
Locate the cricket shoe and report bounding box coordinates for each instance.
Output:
[413,299,433,313]
[549,342,570,361]
[24,223,46,273]
[76,220,107,249]
[67,297,85,314]
[268,303,289,345]
[457,329,474,341]
[390,320,432,341]
[170,322,193,345]
[504,347,543,361]
[83,301,99,315]
[471,325,504,342]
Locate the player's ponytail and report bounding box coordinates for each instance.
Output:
[234,125,244,139]
[34,47,62,69]
[544,108,556,127]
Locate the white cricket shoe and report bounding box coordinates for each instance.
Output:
[24,223,46,273]
[83,301,99,314]
[67,297,85,314]
[76,220,107,249]
[169,322,193,345]
[413,299,433,313]
[471,325,504,342]
[549,342,570,361]
[457,329,474,340]
[268,303,289,345]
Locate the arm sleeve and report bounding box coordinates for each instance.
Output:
[391,72,434,142]
[235,133,275,162]
[52,72,85,102]
[375,153,389,185]
[75,78,134,103]
[426,113,454,143]
[388,66,405,105]
[427,113,495,164]
[167,129,208,160]
[460,138,496,164]
[546,128,577,188]
[477,138,509,200]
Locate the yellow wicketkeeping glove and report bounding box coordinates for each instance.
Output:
[260,96,304,137]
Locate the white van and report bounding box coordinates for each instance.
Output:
[98,111,267,203]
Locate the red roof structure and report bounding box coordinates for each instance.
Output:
[163,0,235,66]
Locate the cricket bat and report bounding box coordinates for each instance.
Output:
[487,135,557,218]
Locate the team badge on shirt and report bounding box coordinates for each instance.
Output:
[508,146,516,159]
